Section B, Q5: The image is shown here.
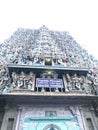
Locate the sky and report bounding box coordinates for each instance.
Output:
[0,0,98,59]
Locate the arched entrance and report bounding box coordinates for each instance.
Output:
[43,124,61,130]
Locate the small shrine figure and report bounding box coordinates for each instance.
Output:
[71,73,81,90]
[83,74,93,94]
[66,73,72,91]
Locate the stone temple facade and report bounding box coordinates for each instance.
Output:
[0,25,98,130]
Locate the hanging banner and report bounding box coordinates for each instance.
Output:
[36,78,63,88]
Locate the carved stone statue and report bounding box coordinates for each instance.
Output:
[71,73,81,90]
[83,74,93,94]
[66,73,72,90]
[11,71,35,90]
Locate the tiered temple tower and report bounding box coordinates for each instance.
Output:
[0,25,98,130]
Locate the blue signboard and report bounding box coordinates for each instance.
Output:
[50,79,63,88]
[36,79,49,87]
[36,78,63,88]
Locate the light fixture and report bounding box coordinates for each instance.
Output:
[45,57,52,65]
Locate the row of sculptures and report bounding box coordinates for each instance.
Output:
[11,72,35,90]
[65,73,93,94]
[0,69,98,95]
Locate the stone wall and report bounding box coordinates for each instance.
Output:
[17,105,84,130]
[1,104,98,130]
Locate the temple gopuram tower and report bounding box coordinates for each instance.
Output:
[0,25,98,130]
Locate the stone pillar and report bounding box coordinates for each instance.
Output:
[31,74,36,91]
[81,105,98,130]
[1,105,9,130]
[63,75,69,92]
[78,106,87,130]
[0,109,4,130]
[15,106,22,130]
[90,107,98,130]
[75,106,84,130]
[0,99,5,130]
[1,104,18,130]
